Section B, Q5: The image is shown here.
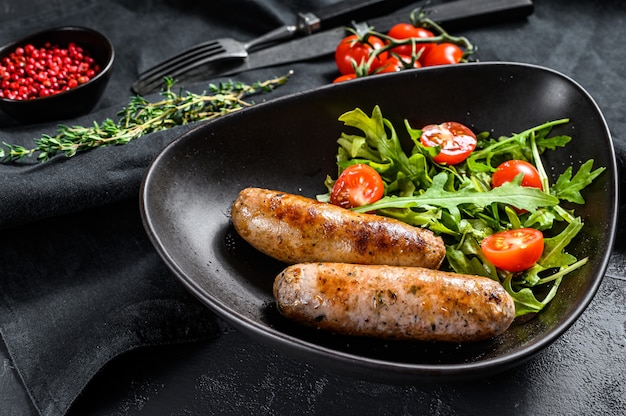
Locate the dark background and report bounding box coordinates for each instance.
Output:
[0,1,624,415]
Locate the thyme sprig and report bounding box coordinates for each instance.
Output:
[0,72,291,163]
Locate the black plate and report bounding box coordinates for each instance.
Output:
[140,62,618,382]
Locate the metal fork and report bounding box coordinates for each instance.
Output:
[132,22,304,95]
[132,0,410,95]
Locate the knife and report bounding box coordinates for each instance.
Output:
[295,0,417,34]
[181,0,534,81]
[132,0,411,95]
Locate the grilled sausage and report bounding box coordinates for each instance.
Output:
[273,262,515,342]
[231,187,445,269]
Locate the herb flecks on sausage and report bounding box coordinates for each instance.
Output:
[274,262,515,343]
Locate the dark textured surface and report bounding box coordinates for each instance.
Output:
[0,1,624,415]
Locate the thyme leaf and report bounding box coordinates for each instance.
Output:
[0,73,291,163]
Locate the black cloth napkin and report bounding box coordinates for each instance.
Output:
[0,1,625,416]
[0,1,336,415]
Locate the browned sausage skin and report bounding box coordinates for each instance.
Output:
[231,187,446,269]
[274,262,515,342]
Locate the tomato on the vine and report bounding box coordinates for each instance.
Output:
[330,163,385,209]
[419,121,477,165]
[492,160,543,189]
[334,34,388,75]
[481,228,544,272]
[377,55,421,74]
[421,42,463,66]
[387,23,435,60]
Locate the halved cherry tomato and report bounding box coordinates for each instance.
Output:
[377,55,422,73]
[334,34,388,75]
[333,73,358,83]
[421,42,463,67]
[387,23,435,60]
[330,164,385,209]
[419,121,477,165]
[481,228,544,272]
[492,160,543,189]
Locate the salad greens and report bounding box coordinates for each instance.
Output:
[320,105,605,317]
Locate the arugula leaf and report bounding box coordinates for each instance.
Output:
[536,134,572,151]
[377,207,441,227]
[324,106,604,318]
[504,257,588,316]
[523,207,560,230]
[447,245,492,278]
[503,275,560,317]
[539,217,583,268]
[551,159,606,204]
[353,172,559,216]
[466,118,570,173]
[337,106,417,182]
[446,235,498,280]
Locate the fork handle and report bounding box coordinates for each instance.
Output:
[305,0,409,33]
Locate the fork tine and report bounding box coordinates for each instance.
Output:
[133,38,248,94]
[137,48,226,87]
[134,50,228,93]
[138,40,224,79]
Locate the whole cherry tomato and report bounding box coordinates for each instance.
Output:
[419,121,477,165]
[330,163,385,209]
[377,55,422,74]
[481,228,544,272]
[492,160,543,189]
[492,159,543,213]
[334,34,388,75]
[387,23,435,60]
[421,42,463,67]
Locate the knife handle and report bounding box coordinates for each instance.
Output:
[301,0,410,32]
[416,0,534,30]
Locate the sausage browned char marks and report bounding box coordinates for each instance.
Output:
[273,262,515,342]
[231,187,445,269]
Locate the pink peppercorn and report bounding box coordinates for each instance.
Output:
[0,41,100,100]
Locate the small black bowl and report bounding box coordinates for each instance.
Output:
[0,26,114,123]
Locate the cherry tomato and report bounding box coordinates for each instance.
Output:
[421,42,463,67]
[377,55,422,73]
[481,228,544,272]
[387,23,435,60]
[419,121,477,165]
[330,164,385,209]
[334,34,388,75]
[333,73,358,83]
[492,160,543,189]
